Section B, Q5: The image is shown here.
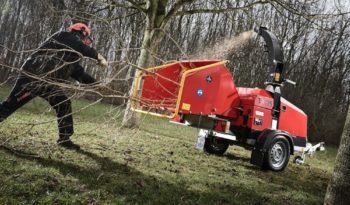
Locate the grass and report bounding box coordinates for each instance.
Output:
[0,87,338,205]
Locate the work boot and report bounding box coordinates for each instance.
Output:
[57,139,80,150]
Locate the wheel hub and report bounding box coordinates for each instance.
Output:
[269,142,286,168]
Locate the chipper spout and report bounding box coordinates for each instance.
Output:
[257,27,284,86]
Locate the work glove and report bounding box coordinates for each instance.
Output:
[97,53,108,67]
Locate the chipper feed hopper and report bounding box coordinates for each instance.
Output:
[132,27,321,171]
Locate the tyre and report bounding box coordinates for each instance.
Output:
[264,136,290,171]
[204,136,229,155]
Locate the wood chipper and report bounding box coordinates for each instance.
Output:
[131,27,324,171]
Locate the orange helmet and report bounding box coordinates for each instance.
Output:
[68,23,92,45]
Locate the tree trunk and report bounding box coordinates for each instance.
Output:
[122,0,167,128]
[324,107,350,204]
[121,19,152,128]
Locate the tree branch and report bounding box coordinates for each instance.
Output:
[175,0,270,16]
[161,0,196,28]
[125,0,147,13]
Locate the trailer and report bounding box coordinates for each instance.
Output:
[131,27,323,171]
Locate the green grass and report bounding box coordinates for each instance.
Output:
[0,87,337,204]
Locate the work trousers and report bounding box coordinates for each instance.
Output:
[0,76,74,141]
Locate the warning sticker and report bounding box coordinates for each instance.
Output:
[255,110,264,117]
[182,103,191,111]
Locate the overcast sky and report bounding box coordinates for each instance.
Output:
[325,0,350,13]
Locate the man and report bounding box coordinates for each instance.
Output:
[0,23,107,150]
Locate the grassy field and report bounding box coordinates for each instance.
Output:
[0,87,337,205]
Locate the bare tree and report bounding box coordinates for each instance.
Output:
[324,106,350,204]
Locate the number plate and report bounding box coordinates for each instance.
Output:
[195,129,208,151]
[196,135,205,150]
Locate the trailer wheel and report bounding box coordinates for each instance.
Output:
[204,136,229,155]
[264,136,290,171]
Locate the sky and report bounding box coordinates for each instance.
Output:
[325,0,350,13]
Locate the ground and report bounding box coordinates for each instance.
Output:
[0,87,337,205]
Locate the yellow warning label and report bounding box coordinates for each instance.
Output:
[275,73,281,81]
[182,103,191,111]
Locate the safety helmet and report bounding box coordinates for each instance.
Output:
[68,23,92,45]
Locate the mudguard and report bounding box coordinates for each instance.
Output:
[250,129,294,167]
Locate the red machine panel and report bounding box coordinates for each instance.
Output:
[232,88,273,130]
[179,63,240,118]
[232,88,307,139]
[279,98,307,138]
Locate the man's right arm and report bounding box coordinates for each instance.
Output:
[70,64,96,85]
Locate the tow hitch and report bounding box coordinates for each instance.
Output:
[294,142,325,165]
